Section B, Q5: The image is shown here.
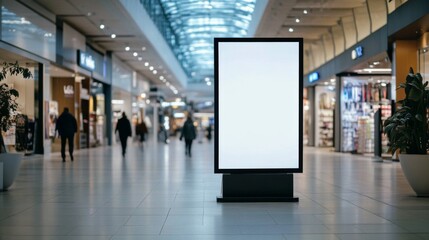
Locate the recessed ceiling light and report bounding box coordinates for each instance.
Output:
[142,47,146,51]
[133,52,138,57]
[111,33,116,38]
[153,70,157,74]
[207,82,212,86]
[205,77,210,82]
[295,18,300,23]
[144,62,149,66]
[149,66,154,71]
[99,24,105,29]
[160,76,164,80]
[289,28,294,32]
[125,46,130,51]
[303,10,308,14]
[138,57,142,61]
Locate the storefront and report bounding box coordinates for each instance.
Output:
[0,52,41,154]
[48,22,111,152]
[0,0,56,154]
[339,74,392,153]
[315,83,335,148]
[112,56,133,139]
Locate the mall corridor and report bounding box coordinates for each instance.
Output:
[0,138,428,240]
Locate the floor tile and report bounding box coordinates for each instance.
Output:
[0,140,428,239]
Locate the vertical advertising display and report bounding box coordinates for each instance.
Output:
[215,38,303,174]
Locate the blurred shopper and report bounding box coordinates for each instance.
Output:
[115,112,132,157]
[180,116,196,157]
[55,107,77,162]
[136,120,148,148]
[206,124,212,141]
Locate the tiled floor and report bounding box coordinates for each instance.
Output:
[1,138,429,240]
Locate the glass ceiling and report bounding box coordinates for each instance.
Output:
[141,0,256,84]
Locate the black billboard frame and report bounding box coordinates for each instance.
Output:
[214,37,304,174]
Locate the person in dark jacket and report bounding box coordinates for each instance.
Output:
[136,120,148,148]
[180,116,196,157]
[55,107,78,162]
[115,112,132,157]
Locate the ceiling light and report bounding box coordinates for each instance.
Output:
[138,57,142,61]
[149,66,154,71]
[99,24,105,29]
[360,68,392,73]
[144,62,149,66]
[153,70,157,74]
[160,76,164,80]
[295,18,300,23]
[205,77,210,82]
[373,61,380,65]
[133,52,138,57]
[330,78,335,83]
[142,47,146,51]
[324,82,329,85]
[125,46,130,51]
[140,93,146,98]
[289,28,294,32]
[303,10,308,14]
[207,82,212,86]
[111,33,116,38]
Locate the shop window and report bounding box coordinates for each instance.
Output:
[315,86,335,147]
[341,76,392,153]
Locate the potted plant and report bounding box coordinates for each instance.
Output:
[384,67,429,196]
[0,61,32,190]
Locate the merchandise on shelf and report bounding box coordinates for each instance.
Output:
[341,78,392,153]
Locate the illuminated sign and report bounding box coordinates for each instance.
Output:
[215,38,303,173]
[308,72,319,82]
[63,85,74,98]
[77,50,95,71]
[351,46,363,60]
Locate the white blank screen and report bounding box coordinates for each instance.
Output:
[218,41,300,170]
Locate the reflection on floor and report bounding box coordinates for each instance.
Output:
[1,138,429,240]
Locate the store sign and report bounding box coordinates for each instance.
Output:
[215,38,303,173]
[351,46,364,60]
[64,85,74,98]
[309,72,320,82]
[77,50,95,71]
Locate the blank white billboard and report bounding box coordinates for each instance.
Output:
[215,38,303,173]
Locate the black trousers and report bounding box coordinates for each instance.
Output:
[185,139,193,155]
[60,134,74,159]
[120,137,128,156]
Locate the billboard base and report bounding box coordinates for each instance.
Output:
[217,173,299,202]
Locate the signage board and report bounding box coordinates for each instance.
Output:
[77,50,96,71]
[309,72,320,82]
[214,38,303,173]
[351,46,363,60]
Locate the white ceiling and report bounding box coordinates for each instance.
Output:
[34,0,183,99]
[32,0,370,102]
[255,0,367,42]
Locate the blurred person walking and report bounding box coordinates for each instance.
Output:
[180,116,196,157]
[115,112,132,157]
[55,107,77,162]
[136,120,148,149]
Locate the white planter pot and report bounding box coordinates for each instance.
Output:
[399,154,429,197]
[0,153,23,190]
